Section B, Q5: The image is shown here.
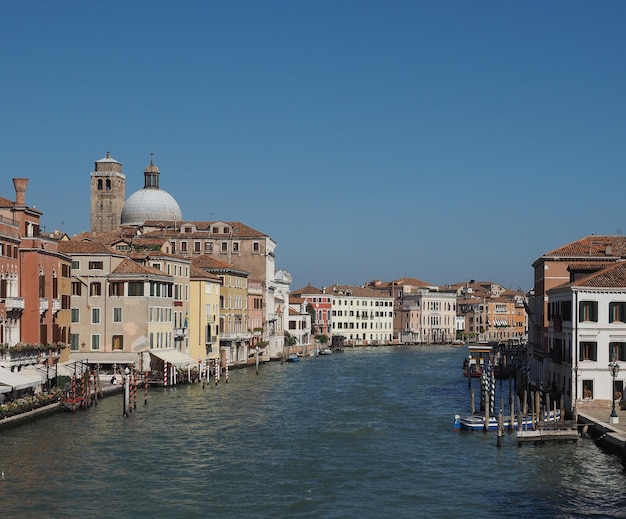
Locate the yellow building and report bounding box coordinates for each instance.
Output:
[189,265,221,365]
[191,255,250,368]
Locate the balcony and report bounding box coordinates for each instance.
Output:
[52,298,61,313]
[174,328,188,338]
[39,298,49,313]
[5,297,25,311]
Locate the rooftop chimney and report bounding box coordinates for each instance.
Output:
[13,178,28,207]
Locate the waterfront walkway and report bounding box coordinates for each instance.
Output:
[577,401,626,458]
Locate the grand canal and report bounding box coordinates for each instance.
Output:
[1,345,625,518]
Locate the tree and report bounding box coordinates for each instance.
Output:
[307,303,317,334]
[315,334,329,346]
[284,331,298,347]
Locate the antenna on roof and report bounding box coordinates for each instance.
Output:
[149,151,155,164]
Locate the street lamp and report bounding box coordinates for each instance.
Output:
[609,361,620,424]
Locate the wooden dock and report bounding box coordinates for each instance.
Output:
[516,420,579,444]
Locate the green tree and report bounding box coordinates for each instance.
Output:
[307,303,317,334]
[284,331,298,347]
[315,334,329,345]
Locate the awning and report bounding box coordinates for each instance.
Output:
[70,352,139,365]
[0,367,41,391]
[149,349,194,366]
[20,365,51,383]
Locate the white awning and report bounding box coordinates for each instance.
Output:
[0,367,41,391]
[70,352,139,365]
[149,349,194,366]
[20,365,51,383]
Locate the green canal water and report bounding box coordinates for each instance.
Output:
[1,346,625,518]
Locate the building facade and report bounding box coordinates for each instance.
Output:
[546,261,626,414]
[326,284,394,345]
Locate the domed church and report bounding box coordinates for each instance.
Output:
[90,153,182,232]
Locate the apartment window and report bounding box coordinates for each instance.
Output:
[205,241,213,252]
[232,241,240,253]
[89,261,103,270]
[221,242,228,253]
[112,335,123,350]
[180,241,188,253]
[92,308,100,324]
[194,241,201,253]
[72,282,82,296]
[90,282,101,296]
[128,281,144,296]
[583,379,594,399]
[609,342,626,362]
[71,259,79,270]
[91,335,100,350]
[71,308,80,323]
[579,341,597,361]
[609,302,626,323]
[70,334,79,351]
[579,301,598,322]
[253,241,260,254]
[113,307,122,322]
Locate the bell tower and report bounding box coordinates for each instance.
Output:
[90,152,125,232]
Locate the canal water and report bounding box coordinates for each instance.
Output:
[1,346,626,518]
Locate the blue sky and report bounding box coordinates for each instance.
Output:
[3,1,625,292]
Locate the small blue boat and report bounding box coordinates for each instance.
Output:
[286,354,300,363]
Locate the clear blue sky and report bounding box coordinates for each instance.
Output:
[3,1,625,292]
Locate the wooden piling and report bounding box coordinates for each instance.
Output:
[535,391,541,426]
[144,371,149,405]
[484,393,490,432]
[497,409,504,447]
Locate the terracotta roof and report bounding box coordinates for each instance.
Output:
[567,261,626,289]
[111,258,171,277]
[58,240,116,255]
[142,221,268,238]
[291,284,324,295]
[191,254,250,275]
[0,196,15,207]
[543,235,626,259]
[190,265,221,281]
[568,262,611,271]
[325,284,392,298]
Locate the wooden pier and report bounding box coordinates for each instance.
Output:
[516,420,579,444]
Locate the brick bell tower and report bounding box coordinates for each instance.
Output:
[90,152,125,232]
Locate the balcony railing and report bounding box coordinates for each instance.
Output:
[39,298,49,313]
[5,297,25,310]
[52,299,61,313]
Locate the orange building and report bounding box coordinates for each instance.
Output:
[0,179,71,368]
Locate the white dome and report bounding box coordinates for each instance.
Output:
[121,188,182,225]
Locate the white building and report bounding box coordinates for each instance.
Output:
[326,285,394,346]
[546,261,626,415]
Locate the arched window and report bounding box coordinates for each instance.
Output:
[106,179,111,190]
[97,179,103,190]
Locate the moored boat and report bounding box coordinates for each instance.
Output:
[453,410,561,431]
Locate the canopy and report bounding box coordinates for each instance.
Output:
[70,352,139,366]
[149,349,194,366]
[0,367,41,391]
